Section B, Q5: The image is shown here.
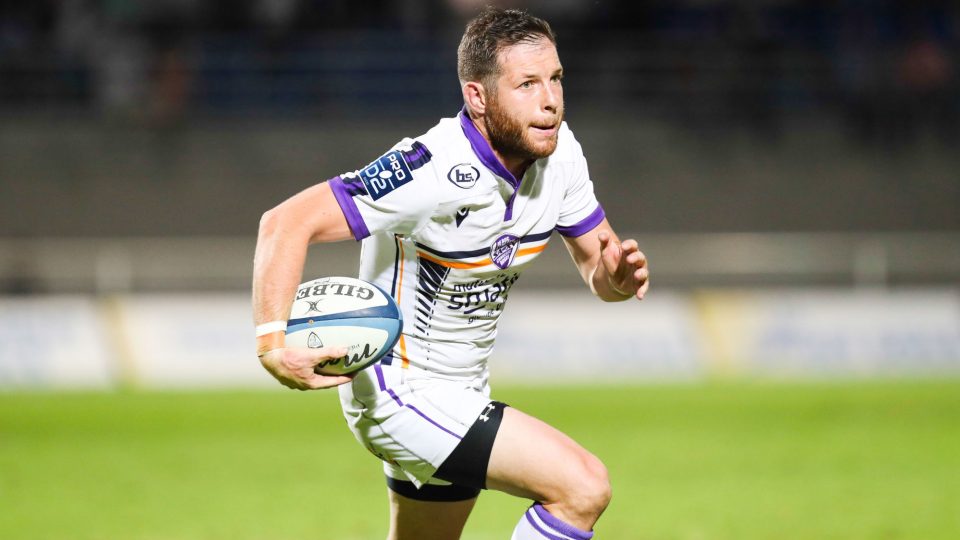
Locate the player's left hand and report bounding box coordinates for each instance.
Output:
[599,231,649,300]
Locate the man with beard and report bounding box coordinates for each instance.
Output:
[253,7,649,540]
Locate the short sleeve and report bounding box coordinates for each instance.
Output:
[555,133,605,238]
[328,139,440,240]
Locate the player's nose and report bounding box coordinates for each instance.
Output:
[542,84,561,114]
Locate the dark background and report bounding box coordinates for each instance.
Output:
[1,0,958,238]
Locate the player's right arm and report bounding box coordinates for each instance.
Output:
[255,138,441,388]
[252,181,355,390]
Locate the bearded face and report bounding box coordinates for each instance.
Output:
[484,89,563,163]
[479,38,565,166]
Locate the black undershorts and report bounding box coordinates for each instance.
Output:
[386,400,507,502]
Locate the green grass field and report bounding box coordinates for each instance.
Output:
[2,381,959,540]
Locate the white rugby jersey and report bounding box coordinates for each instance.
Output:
[329,109,604,383]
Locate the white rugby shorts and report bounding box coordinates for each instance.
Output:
[338,362,492,487]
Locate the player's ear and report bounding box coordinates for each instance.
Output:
[462,81,486,115]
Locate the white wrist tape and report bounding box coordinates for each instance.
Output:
[255,320,287,337]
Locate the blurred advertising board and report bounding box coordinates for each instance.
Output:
[0,296,115,388]
[698,289,960,378]
[1,289,958,388]
[109,294,270,388]
[494,291,706,382]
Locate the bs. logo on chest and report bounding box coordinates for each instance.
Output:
[447,163,480,189]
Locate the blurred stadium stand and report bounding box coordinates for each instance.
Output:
[1,0,958,292]
[1,233,958,294]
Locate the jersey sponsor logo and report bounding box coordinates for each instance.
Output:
[447,273,521,323]
[447,163,480,189]
[359,150,414,200]
[455,207,470,227]
[490,233,520,270]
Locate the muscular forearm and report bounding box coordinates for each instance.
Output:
[251,203,354,390]
[252,182,353,328]
[252,208,311,327]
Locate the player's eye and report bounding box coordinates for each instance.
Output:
[520,80,534,89]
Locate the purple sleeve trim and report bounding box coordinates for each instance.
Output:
[532,503,594,539]
[328,176,371,241]
[555,205,606,238]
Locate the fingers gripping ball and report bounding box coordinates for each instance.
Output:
[286,277,403,375]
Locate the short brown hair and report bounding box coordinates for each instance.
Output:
[457,7,557,87]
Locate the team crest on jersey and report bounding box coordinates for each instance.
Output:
[359,150,414,200]
[447,163,480,189]
[490,233,520,269]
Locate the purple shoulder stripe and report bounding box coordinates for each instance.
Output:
[555,205,606,238]
[328,176,371,241]
[402,141,433,170]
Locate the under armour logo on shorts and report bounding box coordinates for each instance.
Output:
[479,403,496,422]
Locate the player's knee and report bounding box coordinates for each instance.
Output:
[580,454,612,515]
[563,452,611,520]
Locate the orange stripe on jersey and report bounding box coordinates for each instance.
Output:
[416,243,547,269]
[516,244,547,258]
[417,251,492,269]
[399,335,410,369]
[395,238,405,303]
[396,238,411,369]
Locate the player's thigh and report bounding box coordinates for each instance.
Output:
[388,489,477,540]
[485,406,608,504]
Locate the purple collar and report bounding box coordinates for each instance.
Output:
[458,107,522,190]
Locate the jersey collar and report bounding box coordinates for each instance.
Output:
[458,107,522,191]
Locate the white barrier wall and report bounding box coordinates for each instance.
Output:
[0,296,115,388]
[494,291,706,382]
[111,294,272,388]
[1,289,959,388]
[698,289,960,378]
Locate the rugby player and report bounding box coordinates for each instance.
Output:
[253,8,649,539]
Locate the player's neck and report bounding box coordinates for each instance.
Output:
[470,117,532,181]
[495,152,533,181]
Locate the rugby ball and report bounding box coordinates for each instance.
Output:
[286,276,402,375]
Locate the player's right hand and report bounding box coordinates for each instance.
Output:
[258,346,354,390]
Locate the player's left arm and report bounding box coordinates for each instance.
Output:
[561,218,649,302]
